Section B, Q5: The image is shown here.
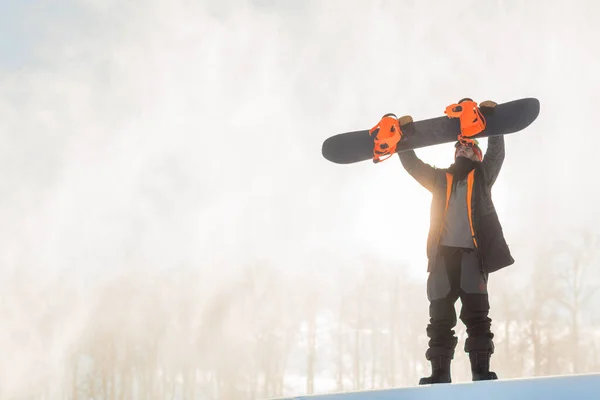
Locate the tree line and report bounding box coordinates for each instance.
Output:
[0,231,598,399]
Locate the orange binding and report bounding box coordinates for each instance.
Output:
[369,113,403,163]
[444,98,486,141]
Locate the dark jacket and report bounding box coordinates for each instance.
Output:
[398,136,514,273]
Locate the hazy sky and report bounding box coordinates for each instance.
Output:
[1,0,600,397]
[0,0,598,281]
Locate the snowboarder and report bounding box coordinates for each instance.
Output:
[396,101,514,384]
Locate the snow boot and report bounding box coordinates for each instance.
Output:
[469,350,498,381]
[419,355,452,385]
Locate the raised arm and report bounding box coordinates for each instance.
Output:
[398,150,439,192]
[481,135,505,186]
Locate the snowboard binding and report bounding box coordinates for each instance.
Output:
[369,113,403,163]
[445,98,487,141]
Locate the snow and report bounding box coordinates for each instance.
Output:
[274,373,600,399]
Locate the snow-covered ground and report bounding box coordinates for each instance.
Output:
[276,373,600,400]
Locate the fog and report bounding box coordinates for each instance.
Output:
[1,0,599,398]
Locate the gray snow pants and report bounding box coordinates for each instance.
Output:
[425,246,495,360]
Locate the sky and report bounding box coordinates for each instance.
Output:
[1,0,600,396]
[1,0,599,295]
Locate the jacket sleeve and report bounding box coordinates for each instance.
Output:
[481,135,505,186]
[398,150,439,192]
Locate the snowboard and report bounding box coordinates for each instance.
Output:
[322,98,540,164]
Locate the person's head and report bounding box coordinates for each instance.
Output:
[454,139,482,162]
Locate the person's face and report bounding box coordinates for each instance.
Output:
[455,145,478,161]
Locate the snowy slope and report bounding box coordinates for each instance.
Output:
[276,373,600,400]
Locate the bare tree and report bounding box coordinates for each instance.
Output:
[334,282,348,393]
[550,230,600,373]
[516,249,560,376]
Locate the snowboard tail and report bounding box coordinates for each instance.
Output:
[322,98,540,164]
